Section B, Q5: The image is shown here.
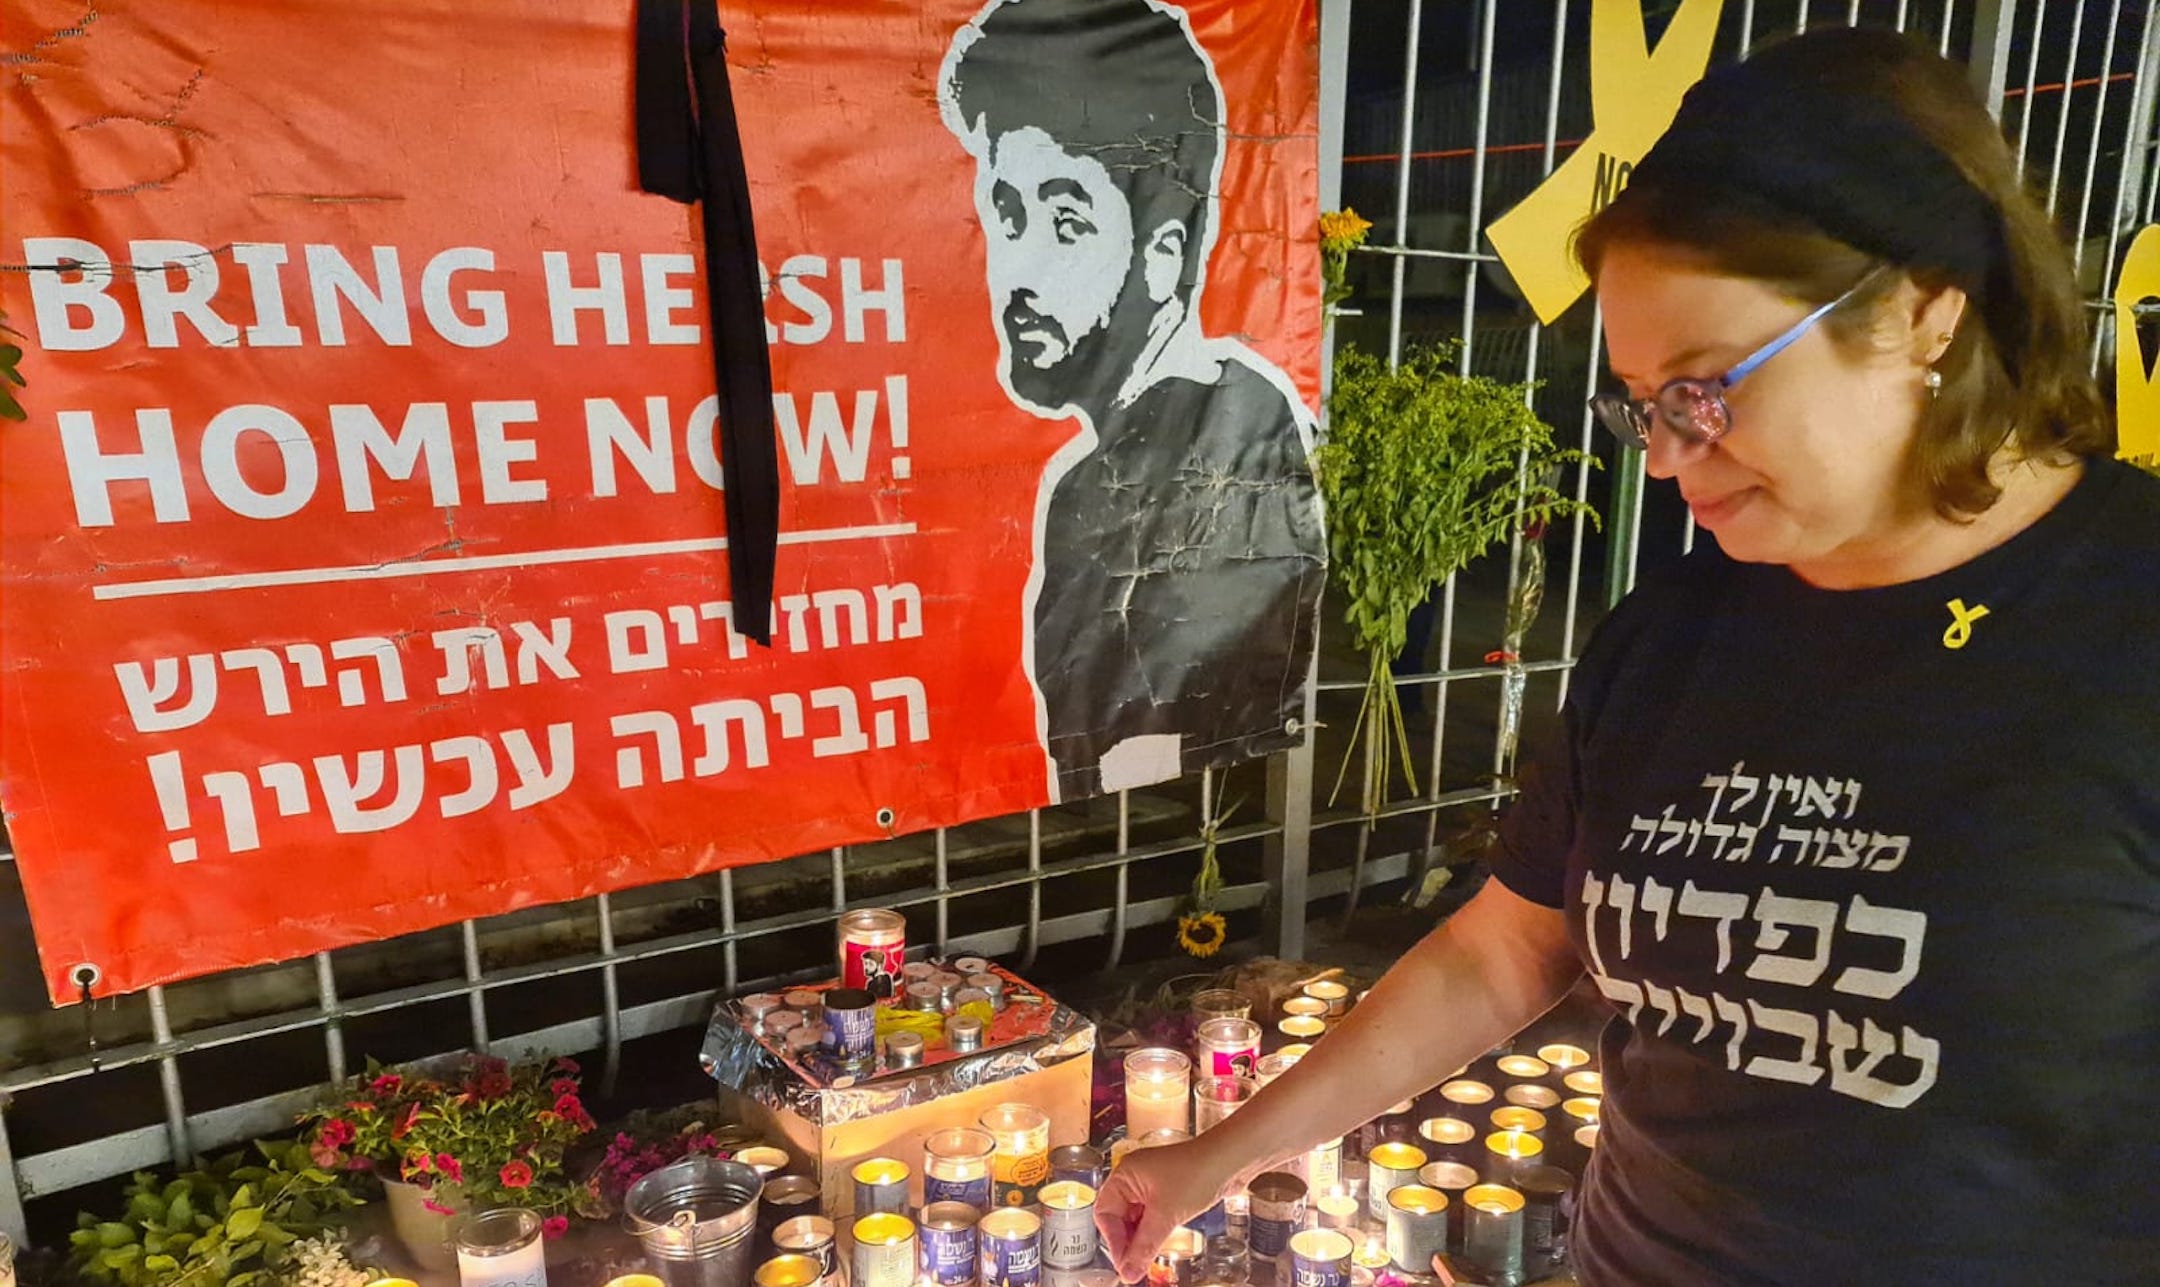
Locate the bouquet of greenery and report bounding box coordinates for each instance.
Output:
[68,1141,360,1287]
[303,1055,594,1235]
[1319,343,1597,816]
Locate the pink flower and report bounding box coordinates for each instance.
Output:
[541,1216,569,1241]
[370,1073,404,1095]
[309,1141,342,1170]
[393,1103,422,1140]
[550,1079,579,1098]
[424,1197,456,1216]
[500,1160,535,1190]
[437,1154,464,1184]
[318,1118,356,1150]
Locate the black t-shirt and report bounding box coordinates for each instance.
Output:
[1034,357,1326,800]
[1491,457,2160,1285]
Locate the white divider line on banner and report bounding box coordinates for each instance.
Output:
[89,522,921,599]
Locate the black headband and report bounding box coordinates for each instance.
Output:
[1625,28,2024,376]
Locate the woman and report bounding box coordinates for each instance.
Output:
[1097,26,2160,1285]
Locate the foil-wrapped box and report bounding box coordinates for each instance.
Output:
[700,966,1096,1218]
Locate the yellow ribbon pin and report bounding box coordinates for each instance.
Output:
[1943,599,1990,650]
[1484,0,1726,323]
[2114,223,2160,469]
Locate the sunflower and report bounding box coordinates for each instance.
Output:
[1177,911,1228,959]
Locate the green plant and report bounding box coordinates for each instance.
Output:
[68,1141,361,1287]
[303,1055,593,1234]
[1318,342,1598,816]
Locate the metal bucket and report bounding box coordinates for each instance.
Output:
[625,1157,767,1287]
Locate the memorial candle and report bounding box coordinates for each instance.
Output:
[1125,1048,1194,1138]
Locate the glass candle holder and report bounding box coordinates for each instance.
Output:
[981,1103,1052,1208]
[925,1127,998,1211]
[1462,1185,1525,1283]
[1364,1143,1427,1224]
[1126,1048,1194,1138]
[1384,1186,1448,1274]
[452,1209,546,1287]
[1255,1050,1303,1087]
[1195,1017,1262,1079]
[1193,1075,1258,1133]
[1192,989,1253,1023]
[1301,981,1351,1017]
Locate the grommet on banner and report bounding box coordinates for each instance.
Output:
[876,807,897,835]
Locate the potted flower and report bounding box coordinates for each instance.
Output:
[304,1056,594,1269]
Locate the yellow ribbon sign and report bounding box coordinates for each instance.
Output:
[2116,224,2160,469]
[1485,0,1726,324]
[1942,599,1989,651]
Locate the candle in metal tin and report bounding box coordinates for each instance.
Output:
[1461,1185,1524,1283]
[1195,1017,1262,1079]
[1516,1165,1574,1276]
[1416,1162,1478,1257]
[1438,1080,1494,1108]
[1049,1144,1106,1191]
[947,1013,987,1053]
[1301,980,1352,1017]
[1244,1172,1307,1262]
[1277,1016,1327,1043]
[954,956,992,977]
[852,1213,919,1287]
[1364,1142,1426,1224]
[932,971,968,1010]
[904,961,940,986]
[600,1277,661,1287]
[1383,1186,1448,1274]
[1277,1043,1314,1060]
[1563,1070,1603,1097]
[1254,1050,1302,1088]
[759,1175,822,1241]
[823,987,879,1069]
[1191,989,1252,1023]
[955,986,995,1016]
[1298,1137,1344,1196]
[1287,1228,1353,1287]
[1562,1097,1601,1128]
[885,1030,926,1070]
[741,993,784,1027]
[1493,1054,1550,1082]
[980,1208,1045,1287]
[1417,1117,1479,1167]
[1483,1131,1543,1185]
[1536,1043,1592,1072]
[764,1010,805,1040]
[1488,1107,1548,1141]
[921,1203,983,1287]
[772,1216,839,1281]
[1504,1084,1561,1112]
[853,1157,912,1218]
[1124,1048,1193,1138]
[1038,1182,1100,1271]
[968,973,1008,1011]
[784,989,824,1022]
[756,1254,825,1287]
[1193,1075,1258,1133]
[1145,1226,1207,1287]
[1281,996,1331,1022]
[785,1025,825,1056]
[981,1103,1052,1208]
[925,1127,999,1211]
[907,981,945,1012]
[839,908,907,998]
[736,1146,792,1178]
[1574,1123,1600,1152]
[1313,1189,1360,1230]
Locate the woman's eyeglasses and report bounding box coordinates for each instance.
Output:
[1588,270,1881,448]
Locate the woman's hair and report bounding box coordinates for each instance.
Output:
[1574,28,2113,518]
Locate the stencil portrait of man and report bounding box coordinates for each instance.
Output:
[939,0,1327,801]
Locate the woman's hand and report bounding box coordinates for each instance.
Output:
[1093,1138,1237,1283]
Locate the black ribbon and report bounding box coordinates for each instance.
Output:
[1627,27,2024,378]
[635,0,779,643]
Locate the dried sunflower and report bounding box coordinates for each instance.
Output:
[1177,911,1228,959]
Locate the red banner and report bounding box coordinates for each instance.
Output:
[0,0,1322,1001]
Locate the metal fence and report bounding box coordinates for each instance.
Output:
[2,0,2151,1250]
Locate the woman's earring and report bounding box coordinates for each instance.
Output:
[1924,368,1944,398]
